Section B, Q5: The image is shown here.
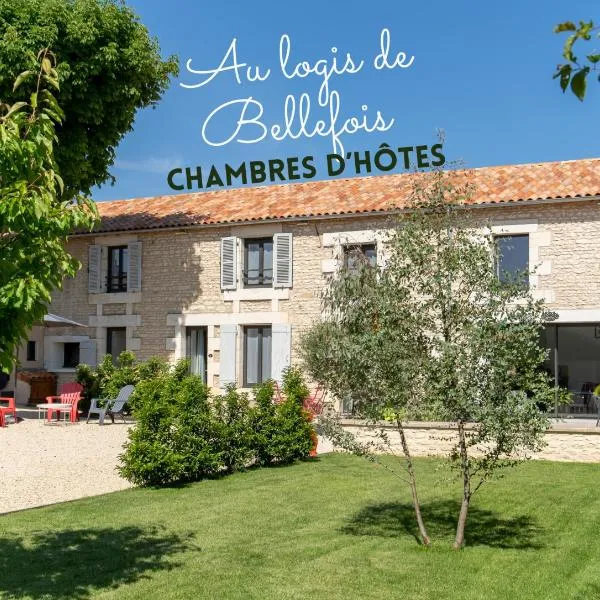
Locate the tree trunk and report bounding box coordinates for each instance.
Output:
[453,419,471,549]
[397,422,431,546]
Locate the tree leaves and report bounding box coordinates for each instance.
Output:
[570,67,589,100]
[0,0,178,197]
[0,51,98,370]
[553,19,598,101]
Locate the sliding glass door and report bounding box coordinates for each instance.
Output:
[543,324,600,417]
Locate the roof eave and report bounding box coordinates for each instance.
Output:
[73,194,600,237]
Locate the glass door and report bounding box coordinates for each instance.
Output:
[186,327,207,383]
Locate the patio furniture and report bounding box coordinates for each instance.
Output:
[0,396,17,427]
[45,382,83,406]
[45,383,83,423]
[36,402,74,424]
[87,385,134,425]
[303,385,325,417]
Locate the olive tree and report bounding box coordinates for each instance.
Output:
[301,226,434,546]
[301,169,555,549]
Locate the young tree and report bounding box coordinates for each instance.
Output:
[301,235,433,546]
[0,0,178,196]
[0,50,97,371]
[302,169,555,549]
[383,171,554,548]
[554,20,599,100]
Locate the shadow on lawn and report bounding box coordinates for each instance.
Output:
[341,500,544,549]
[0,525,198,599]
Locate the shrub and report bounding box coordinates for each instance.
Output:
[76,352,168,413]
[119,365,316,487]
[119,367,223,486]
[212,385,255,472]
[250,368,314,466]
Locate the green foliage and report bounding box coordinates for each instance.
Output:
[301,168,555,547]
[76,351,168,412]
[0,50,97,371]
[212,386,255,472]
[0,0,178,197]
[119,367,315,487]
[553,19,599,100]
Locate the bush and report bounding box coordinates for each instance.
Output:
[250,370,314,466]
[76,352,168,413]
[119,366,316,487]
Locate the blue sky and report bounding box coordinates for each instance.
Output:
[93,0,599,201]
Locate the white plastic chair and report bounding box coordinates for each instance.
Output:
[87,385,135,425]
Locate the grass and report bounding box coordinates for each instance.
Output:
[1,454,600,600]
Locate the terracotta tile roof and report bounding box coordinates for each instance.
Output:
[89,159,600,234]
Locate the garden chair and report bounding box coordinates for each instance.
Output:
[303,385,325,417]
[87,385,134,425]
[0,396,17,427]
[46,383,83,423]
[48,391,82,423]
[46,382,83,405]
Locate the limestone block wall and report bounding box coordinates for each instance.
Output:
[341,422,600,463]
[41,198,600,391]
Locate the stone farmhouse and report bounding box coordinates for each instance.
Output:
[7,158,600,417]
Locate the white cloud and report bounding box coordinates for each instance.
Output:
[114,156,182,174]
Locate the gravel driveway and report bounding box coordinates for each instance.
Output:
[0,410,133,514]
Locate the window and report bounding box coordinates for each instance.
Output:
[63,343,80,368]
[26,341,36,362]
[344,243,377,274]
[244,238,273,287]
[186,327,207,383]
[107,246,128,292]
[107,327,127,364]
[496,235,529,286]
[244,326,272,386]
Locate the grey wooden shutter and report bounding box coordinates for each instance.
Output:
[220,237,237,290]
[273,233,293,288]
[219,325,238,388]
[271,324,291,383]
[79,339,97,367]
[127,241,142,292]
[88,245,102,293]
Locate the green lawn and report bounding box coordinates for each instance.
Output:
[1,454,600,600]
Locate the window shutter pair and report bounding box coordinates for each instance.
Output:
[88,242,142,293]
[220,233,293,290]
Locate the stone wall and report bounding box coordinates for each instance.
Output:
[42,199,600,391]
[341,421,600,463]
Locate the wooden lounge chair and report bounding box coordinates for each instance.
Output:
[87,385,135,425]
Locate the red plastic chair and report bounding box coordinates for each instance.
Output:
[0,397,16,427]
[303,385,325,417]
[46,383,83,423]
[46,382,83,405]
[48,393,81,423]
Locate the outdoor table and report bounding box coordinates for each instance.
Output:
[36,403,72,423]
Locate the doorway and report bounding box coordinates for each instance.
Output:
[186,327,208,384]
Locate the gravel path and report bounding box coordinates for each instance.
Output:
[0,411,335,515]
[0,412,133,514]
